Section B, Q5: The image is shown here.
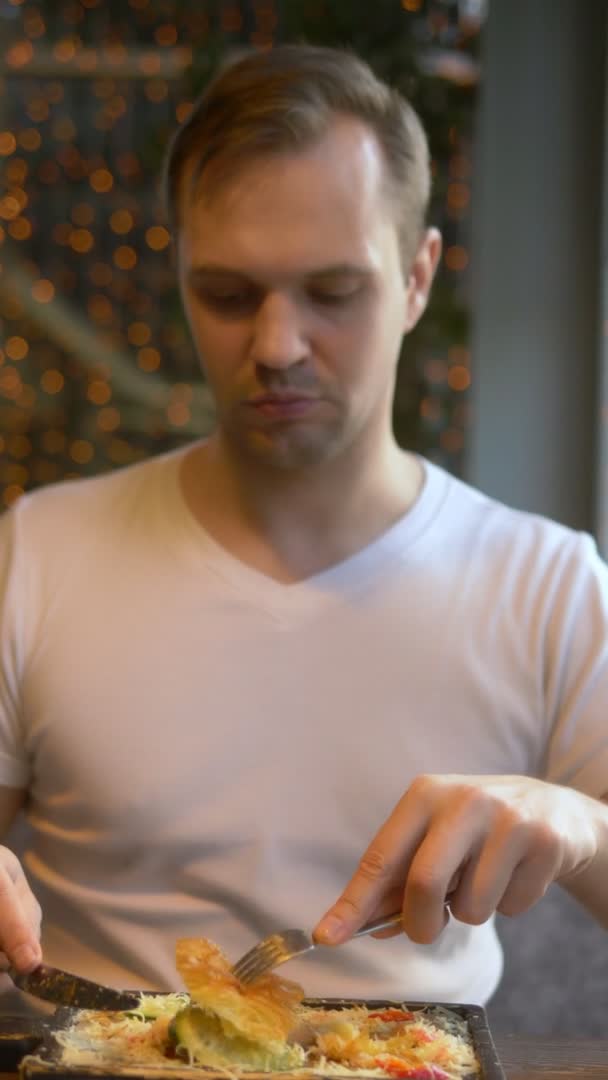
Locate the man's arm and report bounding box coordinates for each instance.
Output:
[313,775,608,947]
[0,786,42,972]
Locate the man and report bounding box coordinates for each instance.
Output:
[0,44,606,1008]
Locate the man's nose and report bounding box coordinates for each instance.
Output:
[250,293,309,370]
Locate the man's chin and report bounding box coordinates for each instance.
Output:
[234,430,341,471]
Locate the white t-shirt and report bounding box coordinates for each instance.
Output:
[1,447,607,1006]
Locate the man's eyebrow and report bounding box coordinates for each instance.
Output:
[186,263,373,283]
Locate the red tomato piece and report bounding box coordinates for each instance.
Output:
[368,1009,415,1022]
[374,1057,450,1079]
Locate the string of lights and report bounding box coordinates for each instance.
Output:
[0,0,481,507]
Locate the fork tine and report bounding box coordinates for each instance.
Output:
[233,941,285,982]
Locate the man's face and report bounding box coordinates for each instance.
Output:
[177,117,432,470]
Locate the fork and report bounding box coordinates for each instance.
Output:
[232,910,404,986]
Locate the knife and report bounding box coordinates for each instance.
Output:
[9,964,141,1011]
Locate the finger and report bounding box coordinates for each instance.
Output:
[497,847,560,917]
[313,788,431,944]
[452,816,559,924]
[401,800,487,943]
[0,862,42,971]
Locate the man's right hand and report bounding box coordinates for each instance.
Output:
[0,845,42,972]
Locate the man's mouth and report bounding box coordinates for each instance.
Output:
[245,393,319,419]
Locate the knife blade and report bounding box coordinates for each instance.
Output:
[9,964,141,1011]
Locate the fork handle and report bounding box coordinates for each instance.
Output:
[353,897,453,938]
[352,911,404,937]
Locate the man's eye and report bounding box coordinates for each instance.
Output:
[310,287,359,306]
[199,290,256,313]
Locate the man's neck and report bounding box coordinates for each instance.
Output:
[179,434,423,584]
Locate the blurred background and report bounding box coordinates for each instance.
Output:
[0,0,606,1036]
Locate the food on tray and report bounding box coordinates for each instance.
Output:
[52,937,480,1079]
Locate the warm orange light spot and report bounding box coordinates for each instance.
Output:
[167,401,190,426]
[70,439,94,464]
[155,23,178,45]
[97,406,121,432]
[110,209,133,234]
[77,48,98,73]
[145,225,170,251]
[26,98,49,123]
[0,368,22,399]
[32,279,55,303]
[17,385,36,409]
[0,195,21,221]
[127,321,151,346]
[440,428,464,453]
[173,382,193,403]
[6,158,28,183]
[8,216,32,240]
[144,78,169,103]
[89,168,114,193]
[87,294,114,323]
[0,132,17,156]
[40,369,65,394]
[71,202,95,226]
[70,227,94,253]
[447,183,470,211]
[138,52,161,75]
[401,0,421,7]
[6,41,34,69]
[87,379,111,405]
[449,154,471,180]
[6,336,29,361]
[53,38,77,62]
[3,485,25,507]
[24,13,45,38]
[447,365,471,392]
[420,396,441,422]
[46,81,64,104]
[18,128,41,150]
[137,347,160,372]
[52,117,76,141]
[176,101,193,123]
[116,152,140,178]
[113,245,137,269]
[445,245,469,272]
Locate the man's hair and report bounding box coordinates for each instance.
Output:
[162,43,431,266]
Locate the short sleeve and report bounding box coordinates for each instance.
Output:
[0,503,31,788]
[543,531,608,798]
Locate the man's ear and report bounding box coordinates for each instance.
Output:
[404,227,442,333]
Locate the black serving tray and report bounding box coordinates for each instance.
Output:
[1,998,505,1080]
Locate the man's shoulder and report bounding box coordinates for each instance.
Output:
[2,448,185,542]
[424,459,600,572]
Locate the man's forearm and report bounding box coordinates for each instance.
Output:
[560,794,608,928]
